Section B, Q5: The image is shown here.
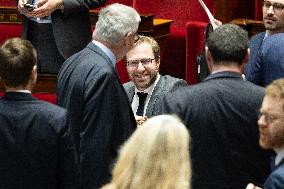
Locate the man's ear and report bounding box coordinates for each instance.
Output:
[31,65,37,85]
[124,32,132,47]
[205,47,213,73]
[242,48,250,65]
[155,56,161,68]
[240,48,250,74]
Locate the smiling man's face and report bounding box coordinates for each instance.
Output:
[126,42,160,91]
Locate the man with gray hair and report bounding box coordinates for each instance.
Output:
[159,24,271,189]
[57,3,140,189]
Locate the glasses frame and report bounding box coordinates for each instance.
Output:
[262,0,284,14]
[126,58,156,68]
[134,33,140,43]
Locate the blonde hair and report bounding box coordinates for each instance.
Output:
[111,115,191,189]
[265,78,284,110]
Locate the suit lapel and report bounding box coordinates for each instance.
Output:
[125,83,135,102]
[145,76,163,117]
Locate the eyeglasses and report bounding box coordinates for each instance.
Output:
[258,111,284,124]
[262,1,284,14]
[127,58,156,68]
[134,33,140,43]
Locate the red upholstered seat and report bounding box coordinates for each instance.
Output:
[255,0,263,21]
[116,60,130,84]
[105,0,133,6]
[0,24,22,44]
[0,0,16,6]
[186,21,208,84]
[32,93,57,104]
[133,0,215,84]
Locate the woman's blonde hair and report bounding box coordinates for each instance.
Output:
[111,115,191,189]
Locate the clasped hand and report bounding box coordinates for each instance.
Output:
[18,0,63,18]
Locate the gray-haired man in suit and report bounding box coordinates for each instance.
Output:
[17,0,107,74]
[57,4,140,188]
[123,35,187,124]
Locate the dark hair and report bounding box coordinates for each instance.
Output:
[0,38,37,87]
[207,24,248,65]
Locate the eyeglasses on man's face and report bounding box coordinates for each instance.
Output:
[258,111,284,125]
[262,0,284,13]
[126,58,156,68]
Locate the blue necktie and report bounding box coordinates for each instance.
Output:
[136,92,148,116]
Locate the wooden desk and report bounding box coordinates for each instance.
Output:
[0,6,173,93]
[231,18,265,38]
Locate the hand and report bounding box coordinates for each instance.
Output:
[213,19,222,27]
[18,0,30,15]
[27,0,63,18]
[135,116,148,127]
[246,183,262,189]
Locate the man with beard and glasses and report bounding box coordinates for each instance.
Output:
[245,0,284,86]
[246,78,284,189]
[123,35,187,125]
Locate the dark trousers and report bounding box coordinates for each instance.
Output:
[27,21,65,75]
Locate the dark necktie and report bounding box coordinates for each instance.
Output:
[136,92,148,116]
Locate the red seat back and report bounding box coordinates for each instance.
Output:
[133,0,214,28]
[255,0,263,21]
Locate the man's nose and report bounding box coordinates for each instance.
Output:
[258,115,267,128]
[136,62,145,71]
[267,5,275,14]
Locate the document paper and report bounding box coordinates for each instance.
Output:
[198,0,218,30]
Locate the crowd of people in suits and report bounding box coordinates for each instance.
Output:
[1,0,284,188]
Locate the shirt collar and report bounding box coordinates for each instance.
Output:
[135,74,160,95]
[275,148,284,166]
[264,31,270,41]
[92,40,116,66]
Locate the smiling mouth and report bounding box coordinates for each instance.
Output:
[135,74,149,79]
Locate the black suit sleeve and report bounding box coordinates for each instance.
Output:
[63,0,107,14]
[56,115,80,189]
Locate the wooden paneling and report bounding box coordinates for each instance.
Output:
[214,0,256,23]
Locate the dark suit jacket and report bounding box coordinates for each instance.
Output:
[0,92,79,189]
[246,33,284,87]
[160,71,271,189]
[20,0,107,59]
[123,75,187,117]
[264,159,284,189]
[57,42,136,189]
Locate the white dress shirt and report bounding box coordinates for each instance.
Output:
[131,74,160,116]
